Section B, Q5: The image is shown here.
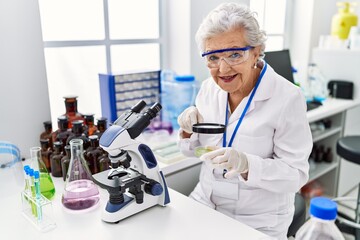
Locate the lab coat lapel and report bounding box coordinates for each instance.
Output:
[218,89,228,124]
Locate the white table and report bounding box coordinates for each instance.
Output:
[1,172,271,240]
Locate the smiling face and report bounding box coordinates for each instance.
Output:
[205,28,260,97]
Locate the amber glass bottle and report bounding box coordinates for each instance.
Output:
[85,135,102,174]
[63,96,84,128]
[52,116,72,146]
[94,117,108,139]
[98,149,110,172]
[66,120,89,149]
[50,141,64,177]
[61,145,71,181]
[83,113,97,137]
[40,121,53,147]
[40,139,53,172]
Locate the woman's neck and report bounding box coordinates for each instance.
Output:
[228,68,261,113]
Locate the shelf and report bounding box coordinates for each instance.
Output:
[311,126,342,143]
[309,161,338,182]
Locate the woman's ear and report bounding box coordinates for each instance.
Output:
[253,46,261,61]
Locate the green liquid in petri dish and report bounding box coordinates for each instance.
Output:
[194,147,214,157]
[40,173,56,200]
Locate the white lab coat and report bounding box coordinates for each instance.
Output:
[178,63,312,240]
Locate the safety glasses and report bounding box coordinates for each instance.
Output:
[201,46,254,68]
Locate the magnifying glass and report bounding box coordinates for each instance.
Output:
[192,123,226,134]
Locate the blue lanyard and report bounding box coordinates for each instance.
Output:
[222,62,267,147]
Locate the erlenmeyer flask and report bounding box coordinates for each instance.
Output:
[30,147,56,200]
[62,139,100,211]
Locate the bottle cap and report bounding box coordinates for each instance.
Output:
[28,168,34,177]
[83,114,95,125]
[97,117,107,123]
[34,171,40,179]
[309,197,337,220]
[58,116,69,128]
[63,95,78,100]
[24,165,30,174]
[175,75,195,82]
[89,135,99,141]
[43,121,52,128]
[53,141,63,148]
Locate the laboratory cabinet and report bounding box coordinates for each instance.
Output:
[307,110,345,197]
[306,99,359,198]
[312,48,360,197]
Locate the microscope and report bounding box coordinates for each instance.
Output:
[92,100,170,223]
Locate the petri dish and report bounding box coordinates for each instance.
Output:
[194,146,216,157]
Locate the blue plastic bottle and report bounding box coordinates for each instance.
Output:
[161,73,198,130]
[295,197,345,240]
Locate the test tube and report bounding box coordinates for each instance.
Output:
[34,171,42,221]
[24,165,31,195]
[28,169,37,217]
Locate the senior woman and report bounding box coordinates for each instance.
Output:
[177,3,312,240]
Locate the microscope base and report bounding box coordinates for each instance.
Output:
[101,193,165,223]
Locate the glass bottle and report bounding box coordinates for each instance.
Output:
[85,135,102,174]
[50,141,64,177]
[40,139,53,172]
[52,116,71,146]
[295,197,345,240]
[62,139,100,211]
[63,96,84,129]
[94,117,108,139]
[66,120,89,149]
[83,113,97,137]
[308,63,328,102]
[30,146,56,200]
[61,145,71,181]
[40,121,53,148]
[98,149,110,172]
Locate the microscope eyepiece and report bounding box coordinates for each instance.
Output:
[144,102,162,119]
[131,100,147,113]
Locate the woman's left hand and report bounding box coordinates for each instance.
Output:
[200,147,249,178]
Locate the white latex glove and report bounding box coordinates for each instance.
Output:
[200,147,249,179]
[177,106,204,134]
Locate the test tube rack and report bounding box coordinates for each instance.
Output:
[21,191,56,232]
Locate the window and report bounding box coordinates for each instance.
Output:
[38,0,161,126]
[250,0,290,51]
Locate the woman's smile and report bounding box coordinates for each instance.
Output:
[219,74,238,83]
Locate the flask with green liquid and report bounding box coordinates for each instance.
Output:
[30,147,56,200]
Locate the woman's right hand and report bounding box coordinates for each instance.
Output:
[177,106,204,134]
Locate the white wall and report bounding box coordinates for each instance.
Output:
[167,0,249,81]
[189,0,250,81]
[166,0,191,74]
[289,0,358,82]
[0,0,51,158]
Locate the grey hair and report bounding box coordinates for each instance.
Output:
[195,2,267,59]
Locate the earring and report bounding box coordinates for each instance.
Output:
[253,63,257,69]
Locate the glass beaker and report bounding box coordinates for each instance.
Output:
[30,147,56,200]
[61,139,100,211]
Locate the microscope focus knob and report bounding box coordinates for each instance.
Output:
[145,182,163,196]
